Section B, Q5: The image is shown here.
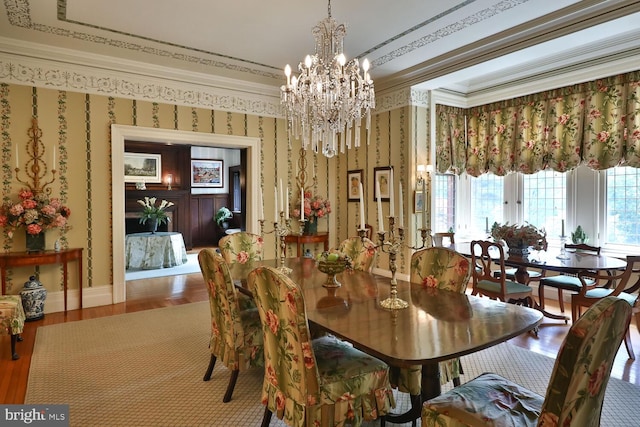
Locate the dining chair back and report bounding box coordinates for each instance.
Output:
[218,232,263,265]
[572,255,640,359]
[421,296,631,427]
[338,237,377,272]
[248,265,395,427]
[432,232,455,247]
[535,243,601,313]
[470,240,533,305]
[389,247,472,398]
[197,248,264,403]
[0,295,25,360]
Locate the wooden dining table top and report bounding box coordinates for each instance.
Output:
[230,257,543,367]
[449,241,627,274]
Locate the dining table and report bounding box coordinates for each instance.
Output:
[229,257,543,423]
[449,241,628,321]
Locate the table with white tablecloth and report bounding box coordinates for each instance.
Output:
[125,232,188,270]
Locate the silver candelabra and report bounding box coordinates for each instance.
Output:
[260,215,305,275]
[377,216,409,310]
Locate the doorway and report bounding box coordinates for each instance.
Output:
[111,125,260,304]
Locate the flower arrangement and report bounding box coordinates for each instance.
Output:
[137,197,174,225]
[0,188,71,236]
[491,222,547,251]
[292,191,331,223]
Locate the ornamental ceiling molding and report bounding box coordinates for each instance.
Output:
[0,52,283,117]
[374,87,430,113]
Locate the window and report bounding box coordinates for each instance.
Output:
[469,173,504,233]
[523,170,566,238]
[606,167,640,246]
[433,173,456,232]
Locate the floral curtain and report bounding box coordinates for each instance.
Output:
[435,70,640,175]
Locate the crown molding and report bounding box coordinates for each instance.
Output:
[0,37,283,117]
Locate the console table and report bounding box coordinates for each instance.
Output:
[284,232,329,257]
[0,248,83,312]
[125,232,188,270]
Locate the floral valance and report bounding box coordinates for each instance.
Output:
[435,71,640,176]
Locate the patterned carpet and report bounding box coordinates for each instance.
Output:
[25,302,640,426]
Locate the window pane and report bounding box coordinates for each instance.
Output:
[433,173,456,232]
[470,174,503,232]
[606,167,640,245]
[523,170,566,236]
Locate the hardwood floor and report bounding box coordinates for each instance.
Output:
[2,270,639,404]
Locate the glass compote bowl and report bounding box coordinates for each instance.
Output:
[316,258,348,288]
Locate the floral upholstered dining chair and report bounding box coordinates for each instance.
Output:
[421,296,631,427]
[0,295,26,360]
[197,248,264,403]
[338,236,377,272]
[218,232,263,265]
[248,265,396,427]
[388,247,471,404]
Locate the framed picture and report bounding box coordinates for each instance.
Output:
[414,190,425,213]
[124,152,162,183]
[373,166,392,201]
[347,169,364,202]
[191,159,224,187]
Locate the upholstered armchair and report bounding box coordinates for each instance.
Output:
[197,248,264,403]
[0,295,25,360]
[338,237,377,272]
[388,247,471,401]
[421,296,631,427]
[248,265,395,427]
[218,232,263,265]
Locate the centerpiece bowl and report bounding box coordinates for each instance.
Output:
[316,253,349,288]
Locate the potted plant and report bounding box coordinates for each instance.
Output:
[571,225,588,244]
[137,197,174,233]
[215,206,233,229]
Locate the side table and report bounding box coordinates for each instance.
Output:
[0,248,83,312]
[284,232,329,257]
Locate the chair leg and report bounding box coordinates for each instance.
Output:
[624,327,636,360]
[223,369,240,403]
[203,354,217,381]
[10,333,19,360]
[557,288,565,313]
[261,406,273,427]
[538,284,546,310]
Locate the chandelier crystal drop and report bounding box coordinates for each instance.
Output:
[280,0,375,158]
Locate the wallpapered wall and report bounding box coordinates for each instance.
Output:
[0,82,428,311]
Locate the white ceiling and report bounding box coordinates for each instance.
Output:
[1,0,640,104]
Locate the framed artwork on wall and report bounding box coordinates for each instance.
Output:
[347,169,364,202]
[124,152,162,183]
[414,190,425,213]
[373,166,392,201]
[191,159,224,187]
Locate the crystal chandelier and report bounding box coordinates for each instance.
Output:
[280,0,375,158]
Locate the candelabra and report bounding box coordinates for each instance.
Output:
[557,235,570,260]
[377,216,409,310]
[260,215,306,275]
[406,227,432,251]
[15,118,56,195]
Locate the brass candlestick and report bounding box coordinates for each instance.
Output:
[378,216,409,310]
[260,214,302,275]
[15,118,57,195]
[406,227,432,250]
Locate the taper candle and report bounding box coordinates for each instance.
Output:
[285,190,289,219]
[376,180,385,233]
[398,183,404,228]
[421,178,426,230]
[359,182,365,229]
[486,217,489,232]
[561,219,565,236]
[258,189,264,220]
[52,144,56,166]
[300,187,305,221]
[279,180,284,214]
[15,144,18,168]
[389,169,395,217]
[274,186,278,223]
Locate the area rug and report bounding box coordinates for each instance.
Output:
[26,302,640,426]
[125,252,201,281]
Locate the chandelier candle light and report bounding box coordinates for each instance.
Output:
[281,0,375,158]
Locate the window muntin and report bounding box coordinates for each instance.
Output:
[470,174,504,233]
[606,167,640,246]
[523,170,566,237]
